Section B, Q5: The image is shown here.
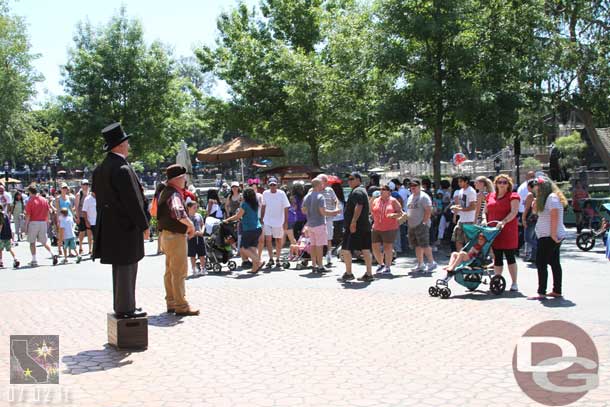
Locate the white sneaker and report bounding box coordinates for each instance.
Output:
[411,264,424,272]
[510,283,519,292]
[426,262,438,272]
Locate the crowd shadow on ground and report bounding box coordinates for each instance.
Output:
[62,344,139,375]
[449,290,526,301]
[148,313,184,327]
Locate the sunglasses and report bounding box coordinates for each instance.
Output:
[347,177,355,181]
[496,180,508,185]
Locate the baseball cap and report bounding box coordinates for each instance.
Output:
[387,181,396,190]
[348,172,362,180]
[268,177,278,185]
[231,181,240,187]
[81,179,89,185]
[409,179,421,186]
[222,182,229,188]
[60,182,69,189]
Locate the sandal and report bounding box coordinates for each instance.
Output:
[249,261,265,274]
[527,295,547,300]
[546,292,563,298]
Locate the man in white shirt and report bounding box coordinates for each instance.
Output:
[517,171,535,213]
[261,177,290,268]
[451,175,477,250]
[81,191,97,256]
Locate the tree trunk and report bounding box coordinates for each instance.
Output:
[433,124,442,187]
[308,136,320,168]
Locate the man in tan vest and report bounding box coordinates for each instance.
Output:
[157,164,199,316]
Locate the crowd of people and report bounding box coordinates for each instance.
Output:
[0,163,582,302]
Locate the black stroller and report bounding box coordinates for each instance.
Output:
[204,219,238,273]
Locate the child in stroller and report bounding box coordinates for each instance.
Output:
[442,233,487,273]
[204,217,238,273]
[284,227,326,270]
[429,223,505,298]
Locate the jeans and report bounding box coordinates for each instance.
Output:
[399,224,408,252]
[524,224,537,259]
[393,229,402,253]
[535,237,562,295]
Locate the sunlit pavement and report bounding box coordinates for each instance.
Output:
[1,229,608,406]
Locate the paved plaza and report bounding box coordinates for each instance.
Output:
[0,230,609,406]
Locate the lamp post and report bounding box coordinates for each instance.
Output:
[3,161,8,185]
[24,164,30,185]
[49,155,60,190]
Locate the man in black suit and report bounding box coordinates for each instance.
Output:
[92,123,149,319]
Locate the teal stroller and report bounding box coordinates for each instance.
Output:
[429,222,506,299]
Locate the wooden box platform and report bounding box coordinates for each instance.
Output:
[107,313,148,350]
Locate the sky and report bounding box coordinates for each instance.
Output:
[12,0,255,103]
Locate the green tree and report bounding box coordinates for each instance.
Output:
[555,131,587,175]
[15,108,59,166]
[59,7,187,166]
[197,0,381,167]
[0,0,40,161]
[374,0,544,185]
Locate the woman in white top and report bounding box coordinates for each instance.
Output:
[206,189,224,220]
[529,176,567,300]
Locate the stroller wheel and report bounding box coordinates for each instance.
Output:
[440,287,451,299]
[301,259,308,267]
[213,263,222,273]
[282,261,290,269]
[489,275,506,295]
[295,263,303,270]
[428,286,439,297]
[227,261,237,271]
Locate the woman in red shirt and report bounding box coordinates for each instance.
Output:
[371,184,403,274]
[485,174,521,291]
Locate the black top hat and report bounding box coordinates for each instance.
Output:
[101,122,130,151]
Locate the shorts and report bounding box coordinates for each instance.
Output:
[372,229,398,244]
[343,228,372,251]
[77,217,88,232]
[188,236,206,257]
[408,224,430,248]
[27,221,48,245]
[325,221,334,242]
[263,224,284,239]
[63,237,76,250]
[241,228,261,249]
[451,222,473,246]
[309,224,328,246]
[0,240,11,251]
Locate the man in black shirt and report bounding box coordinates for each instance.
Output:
[341,172,374,282]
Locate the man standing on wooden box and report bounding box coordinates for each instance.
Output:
[92,122,149,319]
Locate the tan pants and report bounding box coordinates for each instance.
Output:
[161,230,189,312]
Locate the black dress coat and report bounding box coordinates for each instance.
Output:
[92,153,149,265]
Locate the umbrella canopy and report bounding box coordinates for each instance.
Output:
[197,137,284,162]
[0,177,21,184]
